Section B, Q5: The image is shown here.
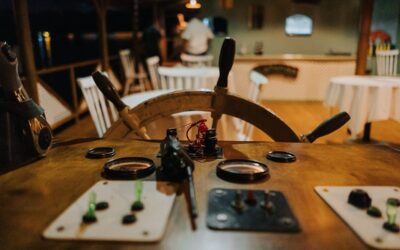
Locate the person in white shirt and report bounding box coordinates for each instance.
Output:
[181,14,214,55]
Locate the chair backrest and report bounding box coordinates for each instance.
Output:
[376,49,399,76]
[119,49,148,95]
[181,53,213,67]
[119,49,135,79]
[238,70,269,140]
[157,66,218,90]
[248,70,269,101]
[77,74,118,137]
[146,56,160,89]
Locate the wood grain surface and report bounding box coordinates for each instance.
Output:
[1,139,399,250]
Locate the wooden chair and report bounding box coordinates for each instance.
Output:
[157,66,218,90]
[146,56,160,90]
[180,53,213,67]
[237,70,269,140]
[119,49,148,95]
[77,75,118,137]
[376,49,399,76]
[155,66,221,130]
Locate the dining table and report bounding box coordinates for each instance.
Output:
[0,138,399,249]
[324,75,400,142]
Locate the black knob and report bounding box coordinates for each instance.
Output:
[205,128,216,138]
[204,128,217,155]
[348,189,371,209]
[166,128,177,137]
[38,127,52,150]
[1,42,17,62]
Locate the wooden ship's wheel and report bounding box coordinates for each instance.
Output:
[93,38,349,143]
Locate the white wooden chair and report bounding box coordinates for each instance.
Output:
[146,56,160,90]
[237,70,269,140]
[119,49,149,95]
[77,74,118,137]
[180,53,213,67]
[121,67,221,112]
[376,49,399,76]
[156,66,220,128]
[157,66,218,90]
[120,67,220,115]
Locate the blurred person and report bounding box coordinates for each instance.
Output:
[181,11,214,55]
[142,19,164,64]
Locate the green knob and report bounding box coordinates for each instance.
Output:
[386,198,397,225]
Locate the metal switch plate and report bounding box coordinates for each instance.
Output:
[206,188,300,232]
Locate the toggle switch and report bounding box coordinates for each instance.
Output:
[383,198,400,232]
[131,181,144,211]
[260,190,274,213]
[82,192,97,224]
[231,190,244,212]
[245,190,257,205]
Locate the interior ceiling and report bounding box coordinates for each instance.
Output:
[108,0,183,9]
[0,0,326,12]
[0,0,184,12]
[292,0,321,4]
[108,0,187,11]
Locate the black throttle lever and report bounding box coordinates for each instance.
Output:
[301,112,351,143]
[216,37,235,89]
[91,71,150,139]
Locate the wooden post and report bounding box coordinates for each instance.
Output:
[131,0,140,73]
[355,0,374,75]
[355,0,374,142]
[12,0,39,102]
[155,4,167,63]
[93,0,109,71]
[69,67,79,122]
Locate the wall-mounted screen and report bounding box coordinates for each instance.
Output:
[285,14,313,36]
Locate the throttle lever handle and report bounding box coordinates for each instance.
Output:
[92,71,127,111]
[91,71,150,140]
[216,37,235,88]
[301,112,351,143]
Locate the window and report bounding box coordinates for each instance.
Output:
[285,14,312,36]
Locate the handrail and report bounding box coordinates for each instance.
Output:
[37,55,118,75]
[36,55,119,130]
[37,59,99,74]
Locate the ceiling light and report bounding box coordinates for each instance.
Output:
[186,0,201,9]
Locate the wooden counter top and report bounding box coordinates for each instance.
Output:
[0,139,398,249]
[235,54,356,62]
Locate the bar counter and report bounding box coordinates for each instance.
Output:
[235,54,356,62]
[0,139,399,249]
[232,54,356,101]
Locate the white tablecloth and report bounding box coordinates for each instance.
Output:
[122,89,175,108]
[324,75,400,137]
